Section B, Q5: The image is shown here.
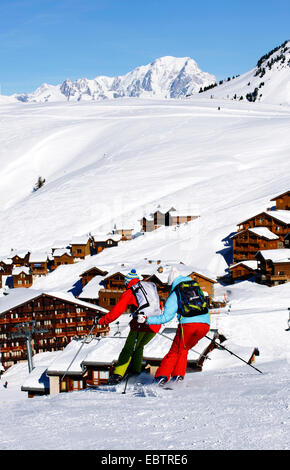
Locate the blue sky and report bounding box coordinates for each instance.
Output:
[0,0,289,94]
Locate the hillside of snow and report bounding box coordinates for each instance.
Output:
[201,40,290,105]
[0,97,289,274]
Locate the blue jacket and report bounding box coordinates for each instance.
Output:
[147,275,210,326]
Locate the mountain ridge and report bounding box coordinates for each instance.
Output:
[13,56,216,103]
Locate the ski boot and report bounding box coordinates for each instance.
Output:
[154,376,168,386]
[171,375,184,383]
[107,374,123,386]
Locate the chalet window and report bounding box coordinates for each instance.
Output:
[77,249,82,254]
[100,371,109,379]
[110,298,116,306]
[278,271,285,275]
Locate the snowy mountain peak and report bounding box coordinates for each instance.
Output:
[11,56,216,103]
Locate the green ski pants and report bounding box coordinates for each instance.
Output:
[113,330,156,377]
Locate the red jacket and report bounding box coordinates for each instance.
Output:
[98,278,162,333]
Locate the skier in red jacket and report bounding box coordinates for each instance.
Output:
[97,269,162,385]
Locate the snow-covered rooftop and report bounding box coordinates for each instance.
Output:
[248,227,279,240]
[257,248,290,263]
[0,288,108,315]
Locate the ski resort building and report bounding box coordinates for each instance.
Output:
[237,211,290,238]
[113,228,133,241]
[229,261,258,282]
[12,267,33,288]
[80,267,109,287]
[77,261,217,309]
[10,251,30,267]
[52,249,74,269]
[29,252,49,277]
[70,236,91,260]
[91,233,121,254]
[231,227,280,263]
[270,191,290,211]
[0,290,109,371]
[255,249,290,286]
[141,206,199,232]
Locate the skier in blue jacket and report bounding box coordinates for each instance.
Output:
[138,267,210,385]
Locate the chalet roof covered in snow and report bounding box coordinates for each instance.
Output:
[12,266,31,275]
[270,190,290,201]
[70,236,90,245]
[231,227,279,240]
[78,275,104,300]
[91,232,122,242]
[29,252,48,263]
[46,337,102,375]
[53,248,72,257]
[229,260,258,270]
[248,227,280,240]
[0,288,109,316]
[256,248,290,263]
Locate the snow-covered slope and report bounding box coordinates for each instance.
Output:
[12,56,216,103]
[200,40,290,105]
[0,97,290,278]
[1,282,289,450]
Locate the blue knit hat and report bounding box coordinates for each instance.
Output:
[125,269,140,286]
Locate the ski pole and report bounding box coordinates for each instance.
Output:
[205,335,263,374]
[156,329,212,361]
[60,316,100,382]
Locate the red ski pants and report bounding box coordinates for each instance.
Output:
[155,322,210,380]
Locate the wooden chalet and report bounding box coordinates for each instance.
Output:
[80,267,109,287]
[141,206,198,232]
[141,216,155,232]
[237,211,290,238]
[255,249,290,286]
[91,233,121,254]
[169,211,199,226]
[70,236,91,260]
[231,227,280,263]
[113,229,133,241]
[270,191,290,211]
[0,290,109,371]
[10,251,30,267]
[29,252,49,276]
[188,272,216,300]
[229,261,258,282]
[98,272,128,311]
[52,249,74,269]
[0,259,13,276]
[12,267,33,288]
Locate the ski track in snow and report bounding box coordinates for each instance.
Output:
[0,361,289,450]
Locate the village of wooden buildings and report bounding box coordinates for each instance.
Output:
[229,190,290,286]
[0,204,206,383]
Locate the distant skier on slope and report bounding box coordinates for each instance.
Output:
[139,267,210,386]
[97,269,162,385]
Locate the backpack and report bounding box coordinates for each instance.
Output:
[131,281,161,317]
[173,280,208,317]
